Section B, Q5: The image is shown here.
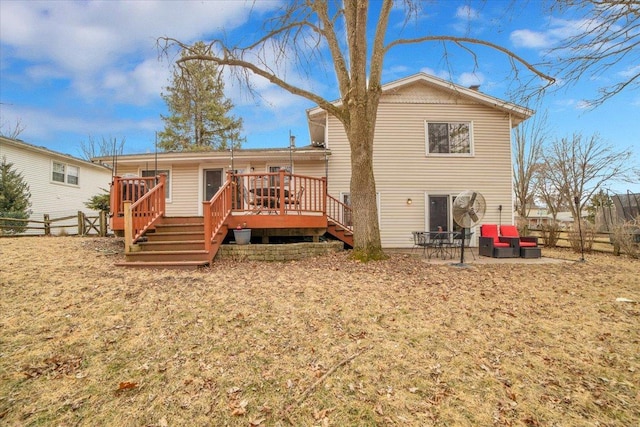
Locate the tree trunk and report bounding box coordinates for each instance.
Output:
[346,103,386,261]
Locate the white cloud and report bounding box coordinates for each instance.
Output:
[1,103,160,151]
[455,5,480,21]
[420,67,451,81]
[102,59,172,106]
[0,1,282,97]
[510,29,551,49]
[619,64,640,79]
[510,17,601,50]
[458,72,485,88]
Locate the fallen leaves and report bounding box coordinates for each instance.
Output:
[2,239,640,426]
[117,381,138,391]
[23,355,83,379]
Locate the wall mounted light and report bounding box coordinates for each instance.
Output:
[406,198,413,205]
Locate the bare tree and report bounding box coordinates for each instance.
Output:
[0,117,25,140]
[535,168,564,222]
[513,110,548,219]
[540,133,632,220]
[79,136,125,161]
[160,1,553,260]
[549,0,640,106]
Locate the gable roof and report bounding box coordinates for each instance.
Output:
[306,72,534,144]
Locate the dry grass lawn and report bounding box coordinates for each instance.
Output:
[1,236,639,426]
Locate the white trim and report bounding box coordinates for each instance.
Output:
[50,160,80,187]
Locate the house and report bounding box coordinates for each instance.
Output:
[309,72,532,247]
[99,72,531,266]
[0,136,113,235]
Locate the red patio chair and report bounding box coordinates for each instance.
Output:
[500,225,541,258]
[478,224,518,258]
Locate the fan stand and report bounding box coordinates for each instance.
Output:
[450,227,471,268]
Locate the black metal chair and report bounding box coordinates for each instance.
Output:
[412,231,432,257]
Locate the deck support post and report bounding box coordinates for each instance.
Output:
[203,201,212,253]
[123,201,132,253]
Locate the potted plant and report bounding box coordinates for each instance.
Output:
[233,223,251,245]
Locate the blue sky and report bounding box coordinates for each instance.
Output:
[1,0,638,193]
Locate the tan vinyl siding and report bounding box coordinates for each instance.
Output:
[326,116,351,198]
[166,163,199,216]
[326,83,518,248]
[293,160,325,178]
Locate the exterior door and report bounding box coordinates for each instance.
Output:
[429,195,449,232]
[204,169,223,201]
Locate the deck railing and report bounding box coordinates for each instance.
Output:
[122,175,165,252]
[114,170,353,255]
[326,194,353,231]
[229,170,326,215]
[110,175,160,216]
[203,179,233,252]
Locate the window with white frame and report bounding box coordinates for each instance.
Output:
[52,161,80,185]
[142,169,170,199]
[67,165,79,185]
[426,122,472,154]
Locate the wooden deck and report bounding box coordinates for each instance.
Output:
[109,170,353,268]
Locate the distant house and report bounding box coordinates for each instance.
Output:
[0,136,113,234]
[98,72,532,253]
[517,207,582,230]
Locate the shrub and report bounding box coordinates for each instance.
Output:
[85,189,110,212]
[0,157,31,235]
[540,221,562,247]
[568,220,595,253]
[609,221,639,259]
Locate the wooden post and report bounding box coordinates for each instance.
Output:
[44,214,50,236]
[99,211,107,237]
[78,211,85,236]
[203,201,211,253]
[279,168,286,215]
[123,201,132,253]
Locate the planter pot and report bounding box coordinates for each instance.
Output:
[233,229,251,245]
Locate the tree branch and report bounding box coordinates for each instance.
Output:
[159,37,343,119]
[385,35,556,85]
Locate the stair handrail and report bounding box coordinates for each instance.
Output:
[326,193,353,232]
[123,174,166,252]
[203,178,233,253]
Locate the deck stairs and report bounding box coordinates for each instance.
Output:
[327,220,354,247]
[116,216,351,269]
[115,216,213,269]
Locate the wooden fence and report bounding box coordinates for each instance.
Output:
[529,229,638,255]
[0,211,108,237]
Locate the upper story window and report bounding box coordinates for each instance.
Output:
[52,161,80,185]
[426,122,472,155]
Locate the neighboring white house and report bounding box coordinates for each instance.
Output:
[93,73,532,248]
[0,136,113,234]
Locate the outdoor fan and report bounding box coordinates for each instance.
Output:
[452,190,486,265]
